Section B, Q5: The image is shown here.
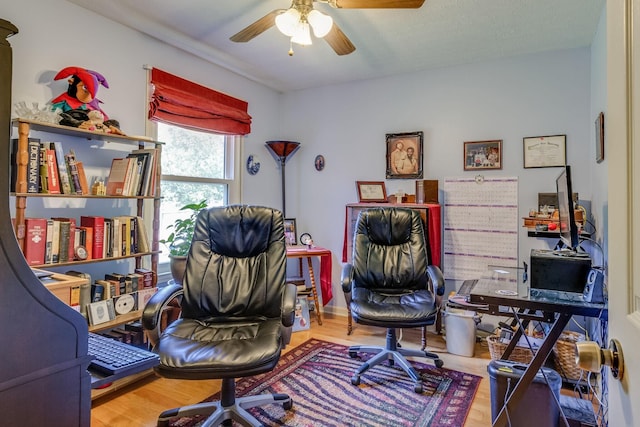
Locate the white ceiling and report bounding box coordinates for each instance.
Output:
[67,0,604,93]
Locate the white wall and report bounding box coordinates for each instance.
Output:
[281,48,594,314]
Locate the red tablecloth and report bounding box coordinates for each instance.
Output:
[286,246,333,305]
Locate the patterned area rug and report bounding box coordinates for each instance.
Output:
[169,338,481,427]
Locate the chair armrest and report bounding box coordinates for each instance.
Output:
[341,263,354,306]
[427,265,446,296]
[141,283,183,348]
[341,263,354,292]
[281,283,297,328]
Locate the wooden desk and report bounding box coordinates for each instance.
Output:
[286,246,333,326]
[469,266,607,427]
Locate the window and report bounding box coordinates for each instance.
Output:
[155,122,242,268]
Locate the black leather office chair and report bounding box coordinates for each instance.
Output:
[341,207,445,393]
[142,205,297,427]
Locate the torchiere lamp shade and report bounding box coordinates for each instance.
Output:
[265,140,300,217]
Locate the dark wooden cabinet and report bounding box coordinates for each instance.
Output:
[0,19,91,426]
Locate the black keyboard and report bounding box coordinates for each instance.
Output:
[456,279,478,297]
[88,332,159,376]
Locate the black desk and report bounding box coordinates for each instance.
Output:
[468,266,607,427]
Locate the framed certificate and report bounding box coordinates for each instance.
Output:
[523,135,567,168]
[356,181,387,202]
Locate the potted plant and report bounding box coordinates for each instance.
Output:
[160,200,208,284]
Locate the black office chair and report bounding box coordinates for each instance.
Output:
[142,205,297,427]
[341,207,445,393]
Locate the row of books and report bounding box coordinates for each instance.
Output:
[64,269,156,325]
[10,137,158,197]
[11,137,89,195]
[105,148,158,197]
[22,215,151,266]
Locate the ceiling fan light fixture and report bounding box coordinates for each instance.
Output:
[275,8,301,37]
[308,10,333,38]
[291,22,312,46]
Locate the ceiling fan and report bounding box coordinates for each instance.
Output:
[230,0,425,56]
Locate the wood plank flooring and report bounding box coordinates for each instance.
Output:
[90,312,495,427]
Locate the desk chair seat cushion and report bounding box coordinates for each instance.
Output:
[350,287,438,328]
[155,316,283,380]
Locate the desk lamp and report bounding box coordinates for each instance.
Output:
[265,140,300,217]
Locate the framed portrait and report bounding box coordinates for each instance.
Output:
[595,112,604,163]
[464,140,503,171]
[284,218,297,245]
[523,134,566,168]
[356,181,387,202]
[386,131,424,179]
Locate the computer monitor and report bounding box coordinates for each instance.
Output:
[555,165,580,251]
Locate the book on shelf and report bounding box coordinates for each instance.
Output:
[80,216,104,260]
[87,299,116,326]
[135,268,154,289]
[105,157,132,196]
[50,219,61,263]
[126,273,142,293]
[94,279,113,300]
[65,271,92,318]
[45,147,61,194]
[69,285,81,312]
[105,273,127,296]
[74,161,90,195]
[27,138,40,193]
[55,218,72,263]
[52,141,73,194]
[130,148,158,196]
[90,281,105,302]
[38,145,48,194]
[23,217,47,265]
[51,217,76,262]
[44,219,54,264]
[135,216,150,253]
[64,150,83,195]
[78,225,93,260]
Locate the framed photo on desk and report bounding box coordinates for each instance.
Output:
[284,218,297,245]
[356,181,387,202]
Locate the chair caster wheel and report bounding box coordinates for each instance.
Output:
[435,359,444,368]
[414,383,424,393]
[349,350,358,358]
[283,399,293,410]
[351,375,360,385]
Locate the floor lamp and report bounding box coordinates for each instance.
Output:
[265,140,300,217]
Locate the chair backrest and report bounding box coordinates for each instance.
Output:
[352,207,429,292]
[181,205,286,320]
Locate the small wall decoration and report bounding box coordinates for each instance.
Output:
[595,112,604,163]
[246,154,260,175]
[464,140,503,171]
[523,134,566,168]
[314,154,325,171]
[284,218,297,245]
[386,131,424,179]
[356,181,387,202]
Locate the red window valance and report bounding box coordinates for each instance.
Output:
[148,68,251,135]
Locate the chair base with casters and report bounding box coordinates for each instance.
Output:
[348,328,443,394]
[157,378,292,427]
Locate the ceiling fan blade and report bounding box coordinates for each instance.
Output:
[230,9,283,42]
[324,23,355,56]
[329,0,425,8]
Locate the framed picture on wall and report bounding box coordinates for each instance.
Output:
[386,131,424,179]
[595,112,604,163]
[523,134,566,168]
[464,140,503,171]
[284,218,297,245]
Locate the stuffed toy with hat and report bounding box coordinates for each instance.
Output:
[50,66,124,134]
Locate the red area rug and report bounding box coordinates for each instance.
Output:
[169,338,481,427]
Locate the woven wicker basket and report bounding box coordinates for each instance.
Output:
[553,331,585,380]
[487,335,534,363]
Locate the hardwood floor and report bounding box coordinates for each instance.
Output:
[90,312,494,427]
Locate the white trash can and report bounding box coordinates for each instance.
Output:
[444,307,480,357]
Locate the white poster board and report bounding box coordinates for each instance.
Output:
[443,176,519,281]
